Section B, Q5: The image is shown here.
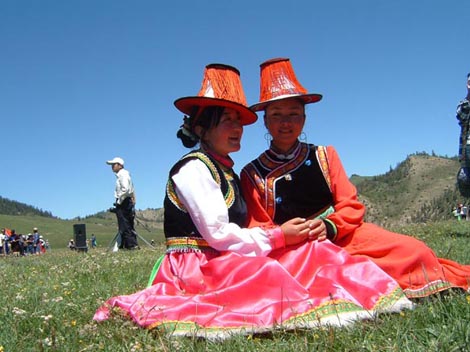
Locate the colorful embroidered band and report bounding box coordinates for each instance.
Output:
[166,237,212,253]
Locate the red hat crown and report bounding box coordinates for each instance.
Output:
[250,58,322,112]
[174,64,257,126]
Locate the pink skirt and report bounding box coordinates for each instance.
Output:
[94,240,412,338]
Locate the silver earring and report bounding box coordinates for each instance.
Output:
[264,132,272,147]
[300,131,307,143]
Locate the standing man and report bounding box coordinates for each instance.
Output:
[106,157,139,250]
[91,234,97,248]
[0,228,5,256]
[32,227,40,255]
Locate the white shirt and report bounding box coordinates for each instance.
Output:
[114,168,135,205]
[172,159,275,257]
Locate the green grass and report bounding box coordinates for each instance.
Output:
[0,214,164,249]
[0,221,469,351]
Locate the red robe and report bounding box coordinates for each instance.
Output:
[241,143,470,298]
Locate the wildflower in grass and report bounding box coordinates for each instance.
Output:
[130,342,142,351]
[42,338,52,347]
[466,296,470,304]
[12,307,26,315]
[15,293,25,300]
[71,320,77,326]
[41,314,53,321]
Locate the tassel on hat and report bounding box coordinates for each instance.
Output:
[174,64,257,126]
[250,58,322,112]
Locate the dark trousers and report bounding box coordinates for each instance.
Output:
[115,197,138,249]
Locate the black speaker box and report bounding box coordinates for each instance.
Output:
[73,224,87,248]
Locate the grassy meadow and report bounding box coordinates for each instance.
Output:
[0,220,470,351]
[0,214,164,250]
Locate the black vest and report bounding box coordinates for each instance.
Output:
[164,150,247,240]
[243,143,333,224]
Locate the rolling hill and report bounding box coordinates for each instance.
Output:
[351,152,462,226]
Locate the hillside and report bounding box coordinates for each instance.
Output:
[0,196,54,218]
[351,152,462,226]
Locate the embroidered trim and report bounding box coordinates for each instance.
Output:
[166,179,186,212]
[402,279,455,299]
[316,146,331,190]
[142,286,409,336]
[166,151,235,211]
[166,237,214,253]
[242,162,266,201]
[261,144,309,219]
[244,144,333,221]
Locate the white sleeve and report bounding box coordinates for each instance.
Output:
[116,171,132,204]
[172,159,273,257]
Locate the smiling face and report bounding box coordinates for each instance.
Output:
[264,98,306,153]
[199,107,243,157]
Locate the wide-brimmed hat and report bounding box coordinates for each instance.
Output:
[250,58,322,112]
[106,157,124,166]
[174,64,257,126]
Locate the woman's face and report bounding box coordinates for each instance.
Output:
[264,98,306,152]
[202,108,243,156]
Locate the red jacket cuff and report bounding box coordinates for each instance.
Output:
[266,226,286,249]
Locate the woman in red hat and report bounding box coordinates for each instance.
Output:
[241,57,470,299]
[94,63,411,338]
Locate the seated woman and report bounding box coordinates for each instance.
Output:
[94,63,411,339]
[241,57,470,299]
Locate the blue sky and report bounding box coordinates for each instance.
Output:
[1,0,469,219]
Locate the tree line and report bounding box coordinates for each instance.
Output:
[0,196,54,218]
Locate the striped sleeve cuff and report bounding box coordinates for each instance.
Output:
[323,219,338,242]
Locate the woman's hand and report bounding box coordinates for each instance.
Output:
[308,219,327,241]
[280,217,310,246]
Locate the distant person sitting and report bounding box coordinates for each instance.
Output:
[10,230,21,256]
[68,239,76,250]
[106,157,139,250]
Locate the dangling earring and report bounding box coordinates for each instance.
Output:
[300,131,307,144]
[264,132,272,147]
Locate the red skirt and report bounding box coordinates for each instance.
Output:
[94,240,412,338]
[336,223,470,298]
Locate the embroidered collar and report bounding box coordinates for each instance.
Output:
[267,141,301,160]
